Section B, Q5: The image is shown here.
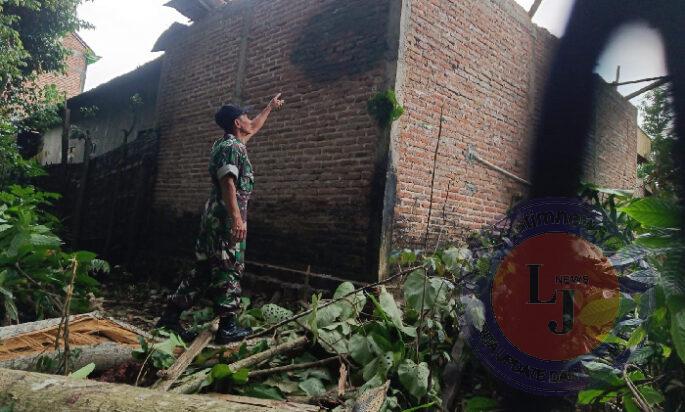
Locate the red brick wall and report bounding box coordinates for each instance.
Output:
[387,0,638,253]
[34,33,88,98]
[152,0,394,281]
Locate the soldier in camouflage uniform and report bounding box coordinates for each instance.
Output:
[157,94,284,344]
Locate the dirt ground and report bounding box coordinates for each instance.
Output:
[95,267,286,332]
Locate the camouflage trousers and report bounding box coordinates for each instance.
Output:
[168,239,246,317]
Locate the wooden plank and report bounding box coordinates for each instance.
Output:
[528,0,543,18]
[625,78,670,100]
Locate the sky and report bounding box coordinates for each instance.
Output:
[78,0,668,108]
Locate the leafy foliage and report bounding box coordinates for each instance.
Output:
[367,89,405,129]
[0,184,107,323]
[177,241,497,410]
[69,362,95,379]
[575,186,685,411]
[0,0,104,325]
[132,331,187,370]
[638,85,677,194]
[0,0,91,116]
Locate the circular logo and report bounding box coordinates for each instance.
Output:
[469,198,622,395]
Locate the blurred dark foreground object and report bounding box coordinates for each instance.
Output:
[441,0,685,411]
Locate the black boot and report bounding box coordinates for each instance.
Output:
[215,315,252,344]
[155,305,197,342]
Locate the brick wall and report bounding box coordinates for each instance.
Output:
[152,0,395,281]
[386,0,638,255]
[34,33,89,98]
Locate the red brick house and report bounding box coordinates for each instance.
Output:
[146,0,638,284]
[34,32,95,98]
[50,0,639,286]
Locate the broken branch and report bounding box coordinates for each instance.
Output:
[248,356,339,378]
[152,318,220,391]
[247,265,422,339]
[170,336,309,394]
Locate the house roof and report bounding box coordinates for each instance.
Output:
[164,0,227,21]
[71,32,95,55]
[67,56,163,109]
[152,22,190,52]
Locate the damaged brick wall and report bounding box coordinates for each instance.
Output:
[151,0,394,281]
[388,0,638,253]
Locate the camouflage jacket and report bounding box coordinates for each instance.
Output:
[209,134,254,221]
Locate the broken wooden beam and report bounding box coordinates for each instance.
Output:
[152,318,219,391]
[625,78,671,100]
[528,0,544,18]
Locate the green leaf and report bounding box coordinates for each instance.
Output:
[316,302,343,328]
[379,286,416,337]
[670,308,685,363]
[582,361,623,387]
[332,281,366,320]
[362,357,383,381]
[74,251,97,263]
[241,384,284,400]
[349,334,374,365]
[623,394,640,412]
[317,327,349,354]
[464,396,499,411]
[402,271,452,312]
[230,368,250,384]
[619,197,682,228]
[627,326,646,347]
[399,249,417,265]
[261,303,293,325]
[442,247,471,271]
[69,362,95,379]
[298,377,326,397]
[461,295,485,332]
[28,233,61,248]
[7,232,28,257]
[397,359,429,400]
[637,385,664,405]
[628,346,655,365]
[211,364,233,380]
[262,376,300,394]
[577,389,605,405]
[3,297,18,322]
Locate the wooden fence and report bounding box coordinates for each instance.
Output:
[39,130,160,267]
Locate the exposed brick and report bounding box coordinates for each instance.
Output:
[389,0,638,253]
[145,0,638,283]
[34,33,89,98]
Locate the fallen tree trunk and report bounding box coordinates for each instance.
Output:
[0,367,316,411]
[0,342,134,373]
[207,393,321,412]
